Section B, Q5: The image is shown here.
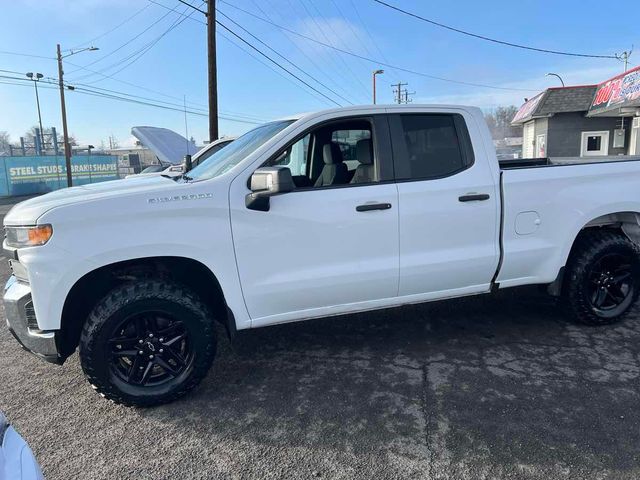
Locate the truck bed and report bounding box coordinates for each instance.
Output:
[496,156,640,289]
[499,156,640,170]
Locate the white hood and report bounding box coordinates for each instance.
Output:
[4,176,172,225]
[131,126,201,165]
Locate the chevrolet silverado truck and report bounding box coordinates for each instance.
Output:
[4,105,640,407]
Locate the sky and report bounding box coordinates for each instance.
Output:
[0,0,638,148]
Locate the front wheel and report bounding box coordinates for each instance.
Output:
[79,280,216,407]
[563,230,640,325]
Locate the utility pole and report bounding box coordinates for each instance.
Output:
[392,82,408,104]
[178,0,218,141]
[623,50,631,72]
[402,89,415,104]
[56,44,98,187]
[207,0,219,142]
[617,48,633,72]
[57,44,73,187]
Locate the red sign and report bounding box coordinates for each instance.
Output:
[590,65,640,114]
[512,92,544,123]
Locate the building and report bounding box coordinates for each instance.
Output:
[494,136,523,160]
[586,66,640,157]
[101,146,157,176]
[512,65,640,159]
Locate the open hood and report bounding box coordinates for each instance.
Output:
[131,126,201,165]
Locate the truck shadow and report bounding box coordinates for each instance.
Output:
[138,286,640,476]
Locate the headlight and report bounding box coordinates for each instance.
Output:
[4,225,53,248]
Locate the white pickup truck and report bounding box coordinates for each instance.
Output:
[4,105,640,406]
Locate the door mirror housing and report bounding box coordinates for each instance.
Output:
[246,167,295,211]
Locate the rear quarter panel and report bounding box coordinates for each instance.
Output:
[499,160,640,287]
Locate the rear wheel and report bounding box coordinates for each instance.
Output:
[563,230,640,325]
[79,280,216,407]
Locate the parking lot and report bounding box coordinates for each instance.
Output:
[1,200,640,480]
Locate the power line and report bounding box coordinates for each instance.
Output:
[249,0,357,102]
[216,21,342,106]
[348,0,403,83]
[216,28,335,108]
[326,0,392,89]
[218,1,537,93]
[72,86,261,123]
[297,0,369,100]
[176,0,207,15]
[0,73,262,124]
[0,68,29,75]
[282,0,365,101]
[371,0,619,59]
[78,4,200,85]
[0,50,54,60]
[69,4,152,50]
[327,0,376,59]
[0,72,267,124]
[217,10,353,105]
[72,81,268,121]
[147,0,345,105]
[67,3,195,79]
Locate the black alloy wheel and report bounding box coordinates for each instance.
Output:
[80,280,216,407]
[109,312,194,387]
[586,253,634,318]
[564,230,640,325]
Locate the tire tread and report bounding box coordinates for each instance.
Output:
[79,280,216,407]
[563,229,640,325]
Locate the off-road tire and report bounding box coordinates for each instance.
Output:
[79,280,216,407]
[563,229,640,325]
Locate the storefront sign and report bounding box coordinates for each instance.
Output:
[0,155,119,197]
[512,92,544,124]
[589,65,640,115]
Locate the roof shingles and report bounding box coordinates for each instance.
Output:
[512,85,597,124]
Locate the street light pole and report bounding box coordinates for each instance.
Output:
[545,72,565,87]
[56,44,98,187]
[26,72,45,153]
[372,69,384,104]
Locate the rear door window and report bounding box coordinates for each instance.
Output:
[331,129,371,173]
[390,114,474,181]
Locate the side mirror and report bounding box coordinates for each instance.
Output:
[183,154,193,172]
[246,167,295,211]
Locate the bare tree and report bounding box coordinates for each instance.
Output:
[0,131,10,155]
[484,106,522,140]
[108,135,119,149]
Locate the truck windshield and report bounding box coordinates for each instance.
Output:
[187,120,294,181]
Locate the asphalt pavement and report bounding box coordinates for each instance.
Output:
[1,197,639,479]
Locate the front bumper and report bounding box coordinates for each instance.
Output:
[4,275,62,364]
